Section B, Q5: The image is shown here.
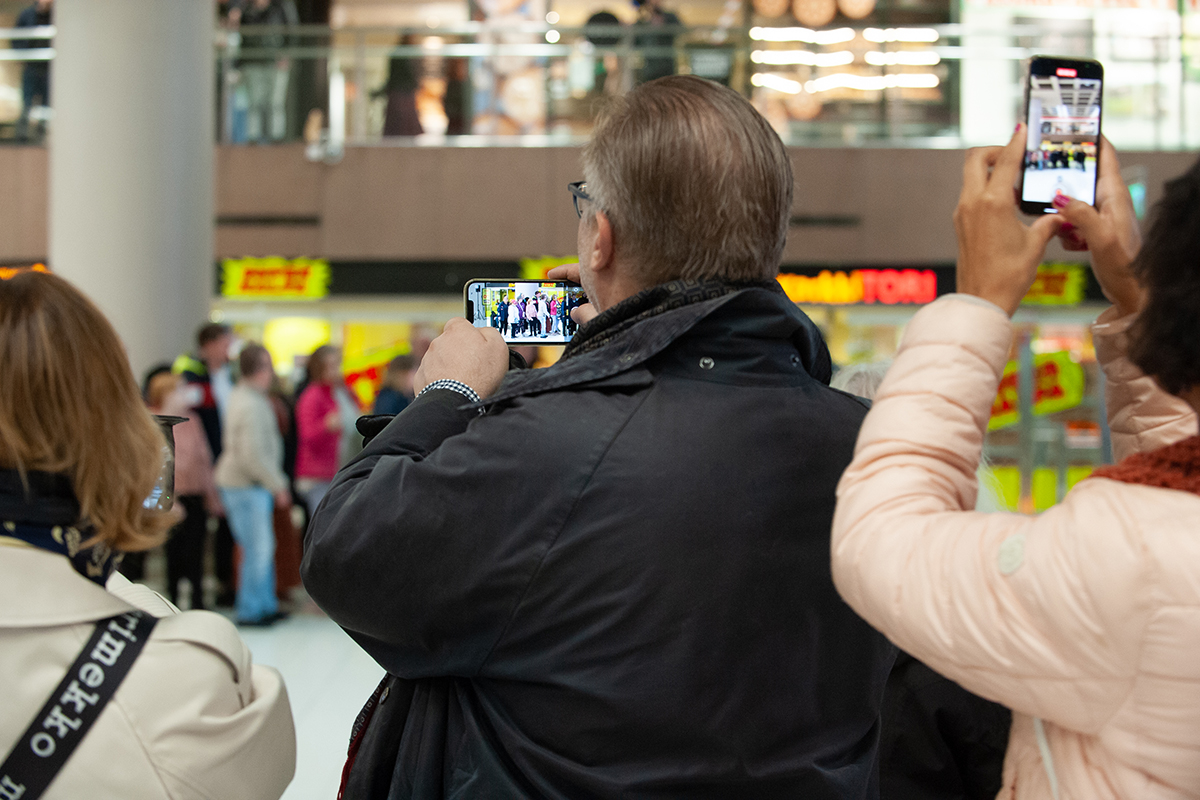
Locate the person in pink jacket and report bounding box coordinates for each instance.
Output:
[295,345,343,514]
[832,127,1200,799]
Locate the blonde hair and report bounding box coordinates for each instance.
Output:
[0,271,174,551]
[582,75,793,287]
[146,371,182,410]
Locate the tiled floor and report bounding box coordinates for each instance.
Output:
[238,613,384,800]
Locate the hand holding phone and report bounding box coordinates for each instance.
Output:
[415,317,509,398]
[1018,56,1104,216]
[546,264,598,327]
[954,124,1064,316]
[1050,138,1145,316]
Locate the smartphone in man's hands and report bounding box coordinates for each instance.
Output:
[464,279,586,345]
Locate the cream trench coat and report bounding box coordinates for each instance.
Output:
[833,295,1200,799]
[0,544,296,799]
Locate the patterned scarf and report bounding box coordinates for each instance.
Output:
[1090,434,1200,495]
[562,277,781,361]
[1,519,122,586]
[0,470,122,586]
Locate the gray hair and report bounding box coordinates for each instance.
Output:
[830,360,893,400]
[831,358,1008,512]
[581,75,793,287]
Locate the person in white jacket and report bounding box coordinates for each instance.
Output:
[215,343,293,627]
[832,129,1200,798]
[0,270,295,799]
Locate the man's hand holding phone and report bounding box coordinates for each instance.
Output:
[415,318,510,399]
[1050,137,1144,318]
[546,264,599,326]
[954,123,1064,316]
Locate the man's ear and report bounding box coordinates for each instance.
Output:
[590,211,616,275]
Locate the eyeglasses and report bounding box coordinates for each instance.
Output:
[568,181,593,218]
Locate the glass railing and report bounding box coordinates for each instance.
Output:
[0,17,1195,150]
[218,17,1200,152]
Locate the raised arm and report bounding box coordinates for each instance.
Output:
[831,296,1146,732]
[301,319,596,677]
[831,129,1148,731]
[1092,309,1197,460]
[1054,139,1196,457]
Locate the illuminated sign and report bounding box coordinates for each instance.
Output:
[1056,67,1077,77]
[520,257,940,306]
[521,256,576,281]
[342,322,414,408]
[0,263,48,280]
[778,268,938,305]
[989,350,1086,430]
[221,257,330,300]
[1022,263,1087,306]
[344,344,410,408]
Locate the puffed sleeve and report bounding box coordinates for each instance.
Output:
[1091,305,1197,461]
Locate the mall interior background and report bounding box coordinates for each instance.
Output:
[1,0,1196,512]
[1,0,1196,795]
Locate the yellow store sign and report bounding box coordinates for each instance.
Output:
[1021,263,1086,306]
[989,350,1086,430]
[221,257,330,300]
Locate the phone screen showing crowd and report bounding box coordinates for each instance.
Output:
[466,281,586,345]
[1022,59,1103,208]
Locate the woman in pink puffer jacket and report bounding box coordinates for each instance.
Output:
[832,129,1200,799]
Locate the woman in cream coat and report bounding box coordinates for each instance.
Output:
[0,271,295,799]
[832,131,1200,798]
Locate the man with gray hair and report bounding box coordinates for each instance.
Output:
[304,75,894,798]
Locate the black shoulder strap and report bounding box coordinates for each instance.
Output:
[0,610,157,800]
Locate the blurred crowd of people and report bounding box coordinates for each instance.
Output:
[490,290,581,339]
[125,322,420,627]
[1026,143,1090,171]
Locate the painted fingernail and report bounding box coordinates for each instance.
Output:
[1060,222,1076,233]
[1014,123,1022,132]
[1052,194,1070,208]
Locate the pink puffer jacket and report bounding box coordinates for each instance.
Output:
[832,294,1200,799]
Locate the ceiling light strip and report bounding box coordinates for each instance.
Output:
[749,26,856,44]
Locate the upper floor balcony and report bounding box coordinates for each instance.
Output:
[0,0,1194,152]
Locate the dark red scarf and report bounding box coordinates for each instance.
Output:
[1090,434,1200,494]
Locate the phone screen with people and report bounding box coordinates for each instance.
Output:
[1019,56,1104,215]
[464,279,587,345]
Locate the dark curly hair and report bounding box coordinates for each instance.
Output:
[1127,156,1200,396]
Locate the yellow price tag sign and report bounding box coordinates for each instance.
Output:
[989,350,1086,430]
[221,257,330,300]
[1021,263,1086,306]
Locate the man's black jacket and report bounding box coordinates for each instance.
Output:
[302,285,896,799]
[878,652,1010,800]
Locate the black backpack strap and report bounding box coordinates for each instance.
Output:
[0,610,157,800]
